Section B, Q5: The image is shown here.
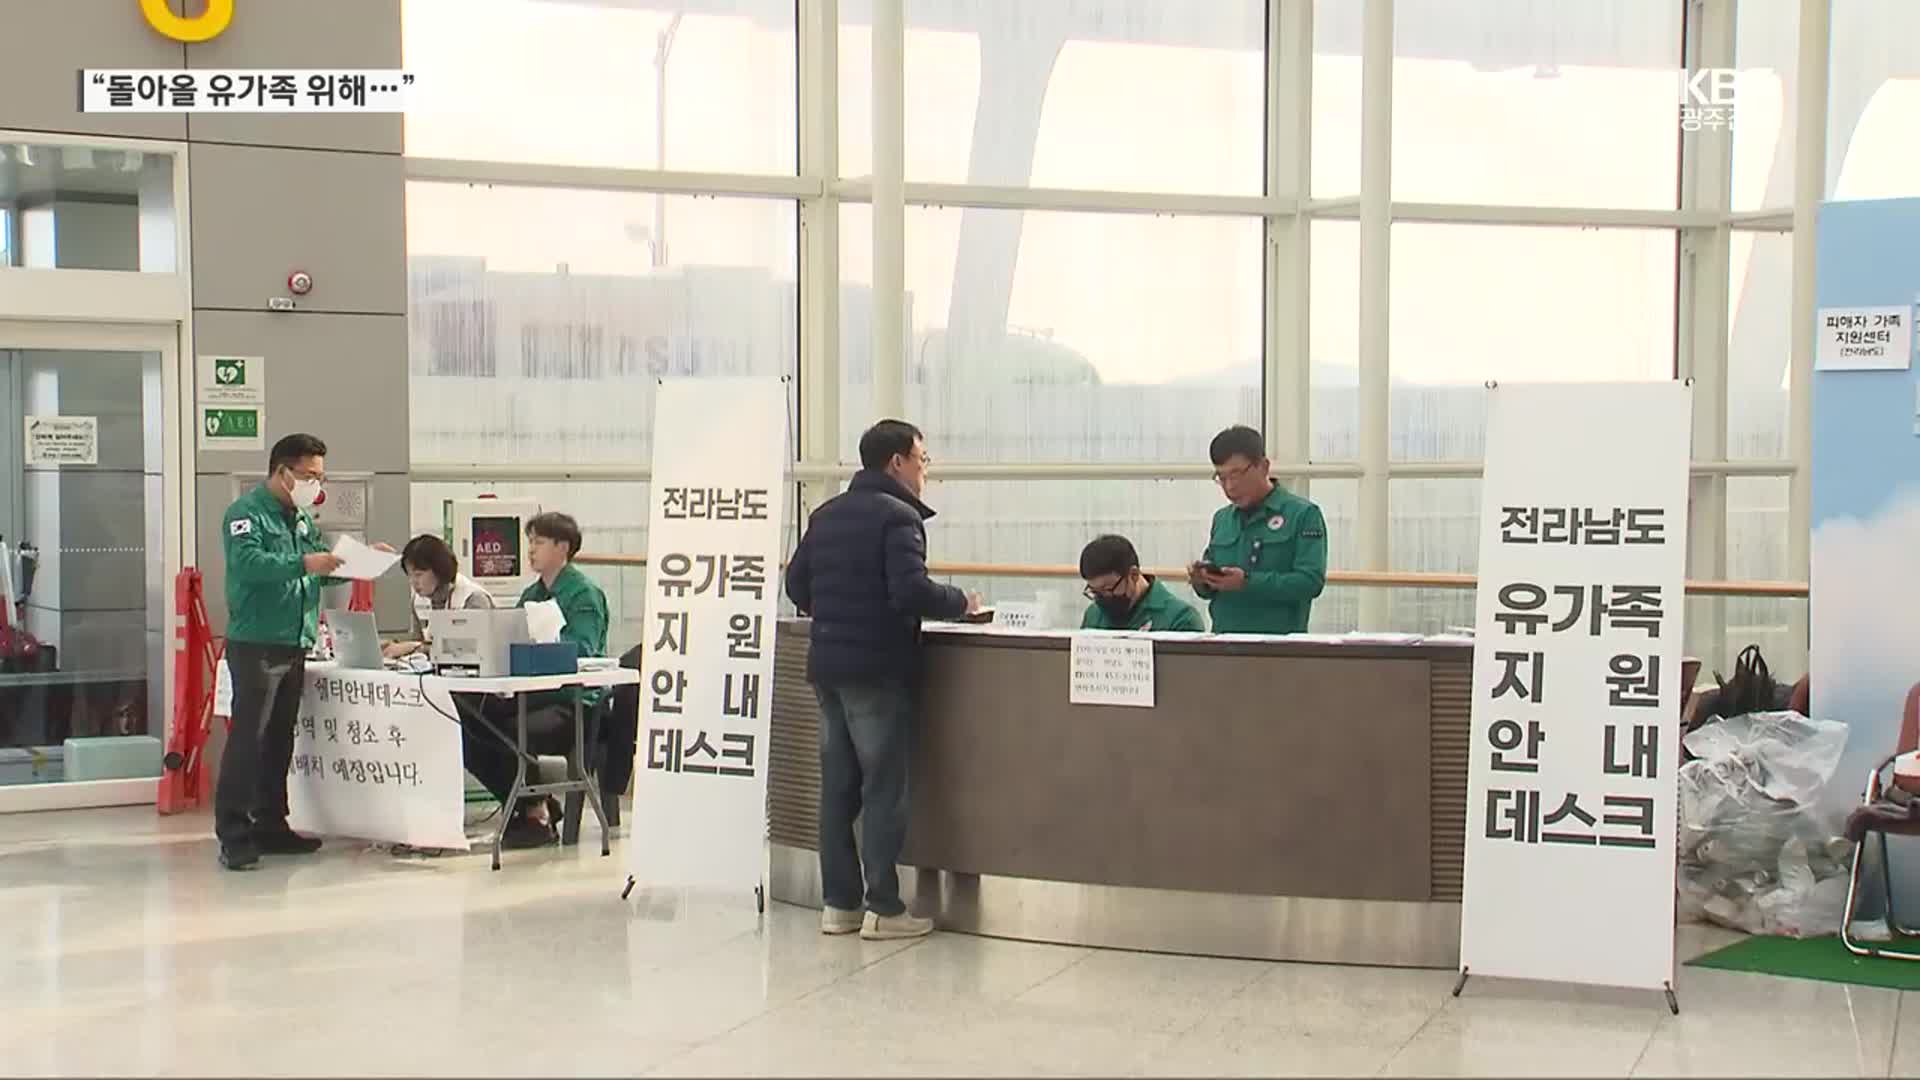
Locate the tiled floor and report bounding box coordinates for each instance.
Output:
[0,807,1909,1077]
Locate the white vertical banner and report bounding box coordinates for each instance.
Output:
[630,378,788,890]
[1459,382,1691,992]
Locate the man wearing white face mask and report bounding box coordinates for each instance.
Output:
[213,432,347,870]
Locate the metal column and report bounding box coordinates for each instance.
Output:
[799,0,843,511]
[870,0,907,422]
[1678,0,1736,666]
[1788,0,1829,658]
[1356,0,1393,630]
[1266,0,1314,494]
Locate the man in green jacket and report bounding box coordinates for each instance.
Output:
[1078,534,1205,633]
[215,433,345,870]
[460,511,610,849]
[1189,425,1328,635]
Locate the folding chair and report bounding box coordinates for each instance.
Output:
[1840,682,1920,959]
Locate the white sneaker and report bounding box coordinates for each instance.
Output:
[860,910,934,941]
[820,905,864,935]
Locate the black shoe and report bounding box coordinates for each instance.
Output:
[219,843,261,871]
[253,823,323,855]
[501,814,558,850]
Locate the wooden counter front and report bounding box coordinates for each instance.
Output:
[770,621,1473,906]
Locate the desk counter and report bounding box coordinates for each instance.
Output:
[767,620,1472,968]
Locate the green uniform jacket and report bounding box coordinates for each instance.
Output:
[222,483,340,648]
[521,562,610,707]
[1195,484,1328,635]
[1079,577,1206,633]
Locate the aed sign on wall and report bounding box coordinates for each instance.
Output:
[140,0,235,44]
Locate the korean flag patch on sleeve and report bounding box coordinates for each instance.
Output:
[229,517,253,537]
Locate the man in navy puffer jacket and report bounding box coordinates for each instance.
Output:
[785,419,979,941]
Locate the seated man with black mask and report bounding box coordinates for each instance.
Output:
[1077,534,1205,633]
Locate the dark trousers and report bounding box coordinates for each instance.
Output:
[814,678,914,917]
[215,641,306,846]
[459,695,573,813]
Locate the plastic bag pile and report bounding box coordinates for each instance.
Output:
[1677,711,1852,938]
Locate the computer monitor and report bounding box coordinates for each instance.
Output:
[427,607,532,677]
[328,610,383,671]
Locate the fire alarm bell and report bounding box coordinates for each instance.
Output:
[287,271,314,295]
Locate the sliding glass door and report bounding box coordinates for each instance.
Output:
[0,322,182,809]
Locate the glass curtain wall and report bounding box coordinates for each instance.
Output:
[401,0,1833,668]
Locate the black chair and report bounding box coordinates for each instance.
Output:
[561,645,642,845]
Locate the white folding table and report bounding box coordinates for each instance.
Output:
[440,668,641,870]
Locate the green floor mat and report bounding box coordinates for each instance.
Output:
[1687,933,1920,990]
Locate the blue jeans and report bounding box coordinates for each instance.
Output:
[814,679,914,917]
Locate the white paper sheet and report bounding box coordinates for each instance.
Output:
[329,535,401,580]
[523,598,566,644]
[1068,633,1156,707]
[287,663,468,851]
[925,624,1065,639]
[1815,304,1913,371]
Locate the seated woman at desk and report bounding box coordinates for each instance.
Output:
[462,511,610,849]
[382,533,494,660]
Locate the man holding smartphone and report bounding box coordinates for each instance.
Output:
[1189,425,1328,635]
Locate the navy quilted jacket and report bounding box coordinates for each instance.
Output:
[784,469,968,686]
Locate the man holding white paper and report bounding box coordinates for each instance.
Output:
[214,434,399,870]
[328,534,402,580]
[214,434,344,869]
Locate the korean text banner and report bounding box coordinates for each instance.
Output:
[287,664,469,851]
[631,377,787,890]
[1459,382,1690,992]
[81,71,415,113]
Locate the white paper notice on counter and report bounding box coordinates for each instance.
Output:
[523,598,565,644]
[328,535,401,580]
[1816,305,1912,371]
[1069,633,1155,708]
[995,600,1046,630]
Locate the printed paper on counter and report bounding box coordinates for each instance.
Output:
[1069,633,1156,708]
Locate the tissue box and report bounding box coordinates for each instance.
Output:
[510,641,580,677]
